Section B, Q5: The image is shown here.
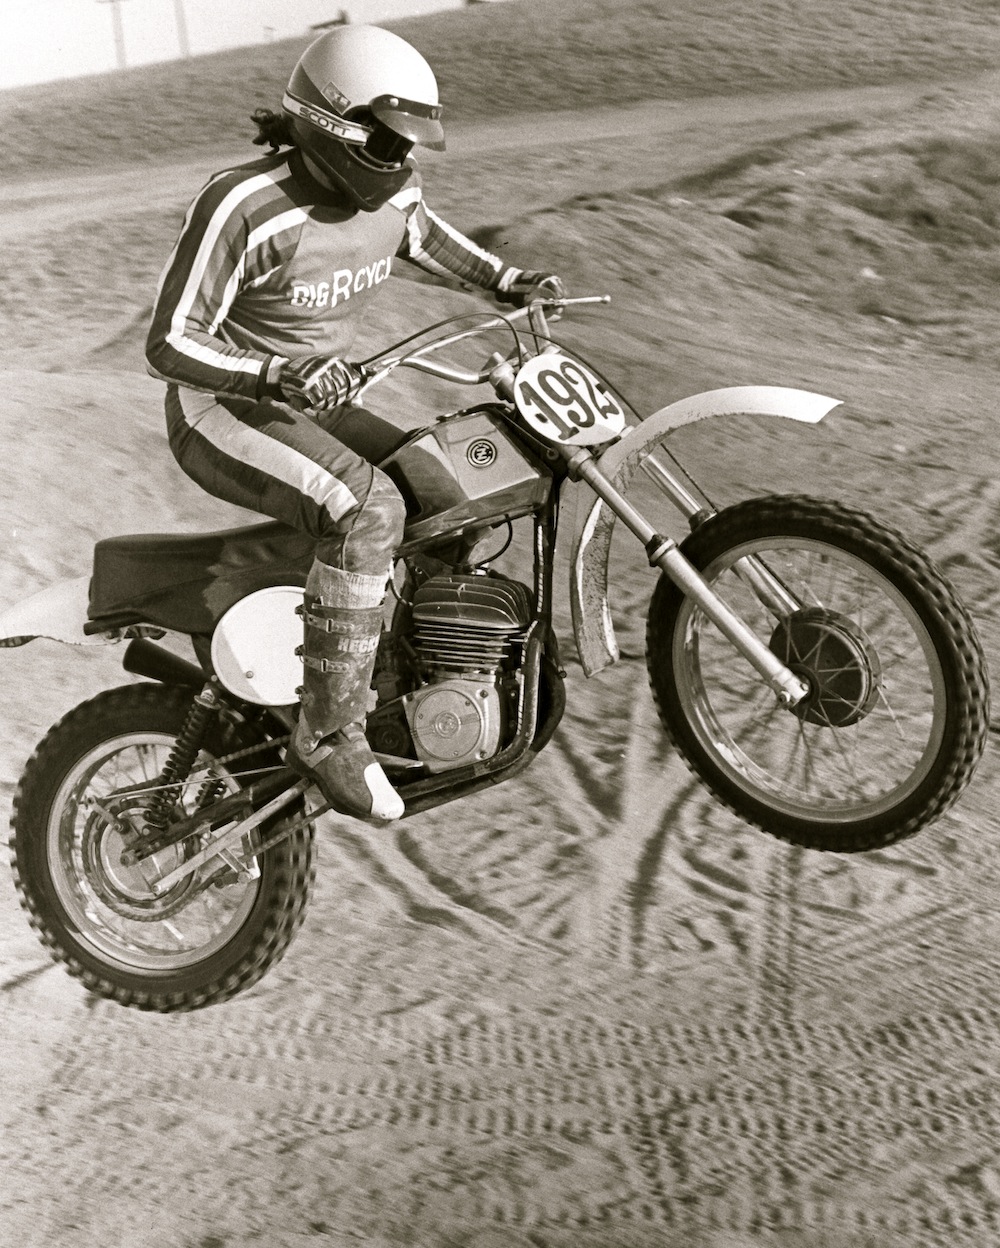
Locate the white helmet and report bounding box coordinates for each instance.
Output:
[282,25,445,211]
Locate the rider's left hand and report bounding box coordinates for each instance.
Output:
[497,270,567,310]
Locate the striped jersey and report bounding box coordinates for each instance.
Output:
[146,148,522,400]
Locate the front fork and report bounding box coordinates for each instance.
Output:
[638,453,801,616]
[566,448,809,707]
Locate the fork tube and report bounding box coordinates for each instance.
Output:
[638,455,800,616]
[568,450,809,705]
[733,557,802,616]
[639,452,704,520]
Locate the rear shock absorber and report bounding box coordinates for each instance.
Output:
[143,683,224,832]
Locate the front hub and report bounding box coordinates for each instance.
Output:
[769,607,882,728]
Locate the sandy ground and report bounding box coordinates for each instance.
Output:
[2,79,1000,1248]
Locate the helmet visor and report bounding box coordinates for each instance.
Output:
[370,94,445,151]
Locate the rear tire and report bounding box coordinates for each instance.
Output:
[10,683,315,1011]
[645,495,989,851]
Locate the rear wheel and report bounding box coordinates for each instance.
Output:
[10,683,314,1011]
[645,495,989,851]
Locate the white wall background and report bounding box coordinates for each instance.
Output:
[2,0,488,90]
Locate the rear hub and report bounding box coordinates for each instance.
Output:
[82,795,196,920]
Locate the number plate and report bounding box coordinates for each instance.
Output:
[513,352,627,446]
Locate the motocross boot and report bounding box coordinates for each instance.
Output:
[286,560,404,823]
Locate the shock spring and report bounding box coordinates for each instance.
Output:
[143,684,222,831]
[194,771,228,811]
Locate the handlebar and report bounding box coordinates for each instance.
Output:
[354,295,610,397]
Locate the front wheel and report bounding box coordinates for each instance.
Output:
[10,683,315,1011]
[646,495,989,852]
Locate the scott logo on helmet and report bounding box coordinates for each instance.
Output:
[290,256,393,308]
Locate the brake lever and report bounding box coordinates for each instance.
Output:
[349,360,396,406]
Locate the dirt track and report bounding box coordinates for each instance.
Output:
[2,79,1000,1248]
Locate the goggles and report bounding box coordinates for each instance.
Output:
[283,89,445,164]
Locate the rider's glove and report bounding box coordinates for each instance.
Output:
[496,270,567,308]
[278,355,366,412]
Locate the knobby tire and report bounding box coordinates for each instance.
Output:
[10,683,315,1011]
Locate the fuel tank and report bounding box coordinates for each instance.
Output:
[380,409,551,550]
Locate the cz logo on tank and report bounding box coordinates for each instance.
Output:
[466,439,497,468]
[290,256,393,308]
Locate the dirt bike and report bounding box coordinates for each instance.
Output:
[3,297,989,1012]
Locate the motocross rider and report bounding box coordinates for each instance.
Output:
[145,24,565,824]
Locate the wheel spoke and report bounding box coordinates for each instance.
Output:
[47,732,260,972]
[647,497,988,851]
[10,686,315,1010]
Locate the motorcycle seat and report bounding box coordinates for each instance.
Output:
[86,520,314,636]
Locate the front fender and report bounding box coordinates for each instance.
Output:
[569,386,841,676]
[0,576,117,647]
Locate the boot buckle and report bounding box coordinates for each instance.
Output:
[300,654,353,674]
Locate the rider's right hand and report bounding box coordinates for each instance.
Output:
[278,355,366,412]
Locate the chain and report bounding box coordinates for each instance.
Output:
[137,739,328,888]
[242,798,334,860]
[198,797,334,891]
[106,732,295,867]
[189,732,291,776]
[190,733,293,791]
[113,734,292,803]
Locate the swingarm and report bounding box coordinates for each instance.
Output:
[147,778,311,895]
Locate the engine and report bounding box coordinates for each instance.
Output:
[368,572,533,772]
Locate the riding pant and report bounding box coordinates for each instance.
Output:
[165,386,407,578]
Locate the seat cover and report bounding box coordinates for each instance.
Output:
[88,521,314,635]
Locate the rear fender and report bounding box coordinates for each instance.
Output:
[0,576,118,647]
[570,386,841,676]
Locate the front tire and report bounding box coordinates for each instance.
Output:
[10,683,315,1011]
[646,495,989,852]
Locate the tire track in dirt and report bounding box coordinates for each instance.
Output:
[550,658,692,967]
[750,844,803,1028]
[317,814,551,946]
[12,977,1000,1246]
[510,649,764,978]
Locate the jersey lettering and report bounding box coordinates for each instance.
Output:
[331,269,354,304]
[288,255,393,309]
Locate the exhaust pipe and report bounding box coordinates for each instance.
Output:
[123,638,207,687]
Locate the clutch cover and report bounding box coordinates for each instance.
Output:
[403,678,502,771]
